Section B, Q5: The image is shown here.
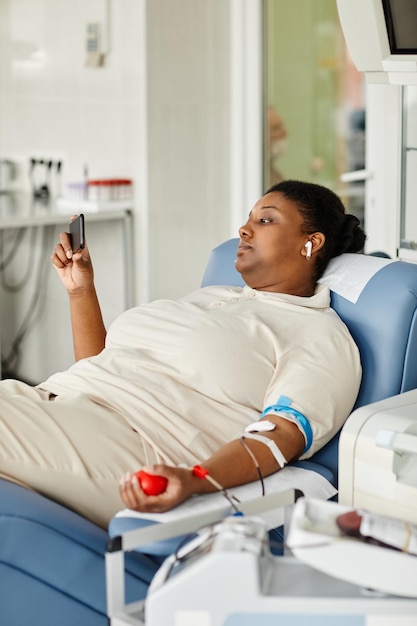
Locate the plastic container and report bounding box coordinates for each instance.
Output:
[87,178,133,202]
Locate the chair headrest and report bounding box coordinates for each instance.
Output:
[318,253,395,303]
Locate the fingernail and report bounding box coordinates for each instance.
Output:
[66,250,72,259]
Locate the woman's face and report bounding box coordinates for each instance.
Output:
[236,191,312,293]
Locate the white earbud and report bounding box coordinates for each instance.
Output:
[305,241,312,260]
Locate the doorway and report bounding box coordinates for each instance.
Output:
[264,0,366,226]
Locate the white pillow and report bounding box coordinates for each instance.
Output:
[319,253,394,303]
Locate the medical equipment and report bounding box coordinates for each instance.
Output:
[106,492,417,626]
[242,431,288,468]
[337,0,417,85]
[107,387,417,625]
[191,465,240,512]
[339,387,417,525]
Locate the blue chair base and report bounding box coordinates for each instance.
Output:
[0,479,160,626]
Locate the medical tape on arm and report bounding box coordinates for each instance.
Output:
[260,395,313,454]
[242,431,287,468]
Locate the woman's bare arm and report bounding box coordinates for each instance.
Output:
[67,285,107,360]
[119,416,305,513]
[51,228,106,361]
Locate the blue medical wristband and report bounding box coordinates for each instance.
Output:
[260,395,313,453]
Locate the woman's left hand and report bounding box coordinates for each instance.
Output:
[119,465,195,513]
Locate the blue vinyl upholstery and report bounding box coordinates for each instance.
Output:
[0,480,161,625]
[1,237,417,624]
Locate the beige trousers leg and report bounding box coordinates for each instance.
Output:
[0,379,147,528]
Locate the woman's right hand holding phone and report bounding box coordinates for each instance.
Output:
[51,217,107,360]
[51,220,94,295]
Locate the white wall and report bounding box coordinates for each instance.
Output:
[0,0,256,383]
[145,0,233,301]
[144,0,262,301]
[364,83,402,258]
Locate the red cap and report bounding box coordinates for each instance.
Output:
[192,465,209,479]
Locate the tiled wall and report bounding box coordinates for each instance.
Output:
[0,0,145,191]
[0,0,233,382]
[0,0,147,382]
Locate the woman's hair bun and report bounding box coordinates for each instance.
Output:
[340,214,366,253]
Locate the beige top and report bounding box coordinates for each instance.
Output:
[41,284,361,465]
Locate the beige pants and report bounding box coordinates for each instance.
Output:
[0,379,147,528]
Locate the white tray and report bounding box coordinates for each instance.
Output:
[287,497,417,598]
[56,198,132,214]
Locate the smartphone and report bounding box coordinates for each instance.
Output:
[69,214,85,252]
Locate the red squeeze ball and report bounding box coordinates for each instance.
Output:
[135,470,168,496]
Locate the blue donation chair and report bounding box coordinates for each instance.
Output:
[1,239,417,625]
